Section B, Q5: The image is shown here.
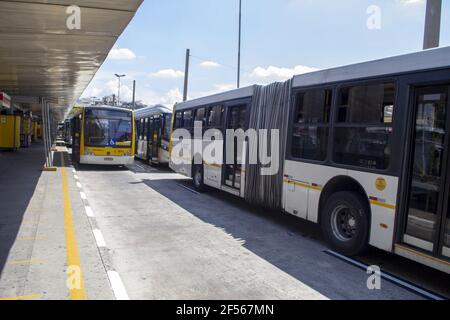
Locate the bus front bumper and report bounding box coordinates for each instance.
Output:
[80,155,135,166]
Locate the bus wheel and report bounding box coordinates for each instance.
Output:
[321,191,370,256]
[192,165,205,192]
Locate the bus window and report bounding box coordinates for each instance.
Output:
[144,118,149,140]
[140,119,144,140]
[183,110,193,128]
[163,113,171,140]
[194,108,206,125]
[333,82,395,170]
[149,117,154,134]
[174,111,182,129]
[207,105,223,128]
[291,89,331,161]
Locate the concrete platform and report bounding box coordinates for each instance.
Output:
[0,143,113,300]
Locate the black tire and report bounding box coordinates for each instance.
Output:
[192,165,205,192]
[321,191,370,256]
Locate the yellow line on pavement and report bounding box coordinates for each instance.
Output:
[0,294,41,301]
[61,153,87,300]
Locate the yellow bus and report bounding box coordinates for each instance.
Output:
[70,106,135,166]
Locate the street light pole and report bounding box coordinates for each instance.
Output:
[423,0,442,49]
[237,0,242,88]
[132,80,136,110]
[115,74,126,106]
[183,49,190,102]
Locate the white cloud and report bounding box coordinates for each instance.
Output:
[134,87,183,108]
[82,80,183,108]
[399,0,424,5]
[107,48,137,60]
[248,65,318,84]
[149,69,185,79]
[161,88,183,106]
[199,61,221,68]
[212,83,235,91]
[190,83,236,99]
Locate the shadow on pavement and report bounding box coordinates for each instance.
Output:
[140,177,450,299]
[0,143,45,275]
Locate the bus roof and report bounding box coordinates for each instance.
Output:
[174,46,450,111]
[84,105,133,113]
[174,86,254,111]
[134,105,172,119]
[292,46,450,88]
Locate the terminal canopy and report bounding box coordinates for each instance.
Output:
[0,0,143,120]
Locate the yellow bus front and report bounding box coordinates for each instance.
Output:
[80,107,135,165]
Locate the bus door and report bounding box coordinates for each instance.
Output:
[137,118,146,159]
[147,117,155,162]
[71,115,82,164]
[151,116,160,162]
[403,85,450,260]
[135,119,140,155]
[223,105,247,190]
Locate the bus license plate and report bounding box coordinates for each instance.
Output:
[104,157,114,161]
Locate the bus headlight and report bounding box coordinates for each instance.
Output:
[84,149,94,156]
[123,151,131,157]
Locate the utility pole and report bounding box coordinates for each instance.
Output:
[132,80,136,110]
[237,0,242,88]
[115,74,126,106]
[423,0,442,49]
[183,49,190,101]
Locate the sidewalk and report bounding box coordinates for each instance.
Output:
[0,143,113,300]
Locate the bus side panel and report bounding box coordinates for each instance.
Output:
[80,109,85,156]
[204,164,221,188]
[348,170,398,252]
[160,143,170,164]
[283,160,398,252]
[137,139,148,160]
[169,137,192,178]
[203,137,223,189]
[283,160,347,222]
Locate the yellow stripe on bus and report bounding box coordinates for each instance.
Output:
[283,179,322,191]
[204,163,222,169]
[369,199,396,210]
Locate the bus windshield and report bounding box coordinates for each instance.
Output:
[84,109,132,148]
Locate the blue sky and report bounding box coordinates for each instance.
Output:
[82,0,450,107]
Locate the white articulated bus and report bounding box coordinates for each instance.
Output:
[169,47,450,274]
[135,105,172,165]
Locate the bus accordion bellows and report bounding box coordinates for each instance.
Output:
[70,105,135,166]
[134,105,173,165]
[169,46,450,274]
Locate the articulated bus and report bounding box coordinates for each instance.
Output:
[170,47,450,274]
[135,105,172,165]
[71,105,135,166]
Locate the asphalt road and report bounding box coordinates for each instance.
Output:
[72,160,449,300]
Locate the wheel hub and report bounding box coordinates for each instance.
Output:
[331,205,357,242]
